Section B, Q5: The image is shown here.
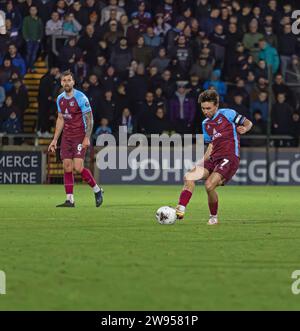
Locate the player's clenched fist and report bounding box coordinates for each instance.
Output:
[48,139,57,152]
[236,126,247,134]
[82,137,90,149]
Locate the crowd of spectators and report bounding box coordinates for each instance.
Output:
[0,0,300,144]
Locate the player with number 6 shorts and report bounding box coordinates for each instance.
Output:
[175,90,253,225]
[48,70,104,208]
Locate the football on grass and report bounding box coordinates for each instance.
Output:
[155,206,177,225]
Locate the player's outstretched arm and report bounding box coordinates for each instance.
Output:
[237,118,253,135]
[48,113,64,152]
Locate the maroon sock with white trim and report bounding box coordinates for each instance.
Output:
[81,168,101,194]
[64,172,74,202]
[208,199,218,216]
[179,190,192,207]
[81,168,97,187]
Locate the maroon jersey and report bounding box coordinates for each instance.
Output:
[202,108,246,159]
[57,89,92,138]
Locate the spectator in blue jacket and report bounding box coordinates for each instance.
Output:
[5,1,22,32]
[2,44,26,77]
[143,26,161,48]
[0,95,21,132]
[93,117,112,142]
[199,7,221,36]
[258,39,279,75]
[203,69,227,101]
[250,91,269,122]
[1,111,21,133]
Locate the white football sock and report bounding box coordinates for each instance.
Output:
[93,185,100,193]
[67,194,74,203]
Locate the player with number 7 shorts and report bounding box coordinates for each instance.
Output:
[175,90,253,225]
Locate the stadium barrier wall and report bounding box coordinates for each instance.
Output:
[0,147,46,184]
[94,147,300,186]
[1,146,299,185]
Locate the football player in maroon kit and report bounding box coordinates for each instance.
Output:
[176,89,253,224]
[48,71,104,207]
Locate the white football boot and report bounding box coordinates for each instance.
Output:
[207,215,219,225]
[175,205,185,220]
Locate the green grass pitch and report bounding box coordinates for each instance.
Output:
[0,184,300,310]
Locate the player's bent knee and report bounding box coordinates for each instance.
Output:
[63,164,73,172]
[74,165,83,173]
[205,180,215,193]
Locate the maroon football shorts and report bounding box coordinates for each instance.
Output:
[60,135,86,160]
[204,155,240,183]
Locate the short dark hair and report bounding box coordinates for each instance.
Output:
[61,70,75,80]
[198,90,219,105]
